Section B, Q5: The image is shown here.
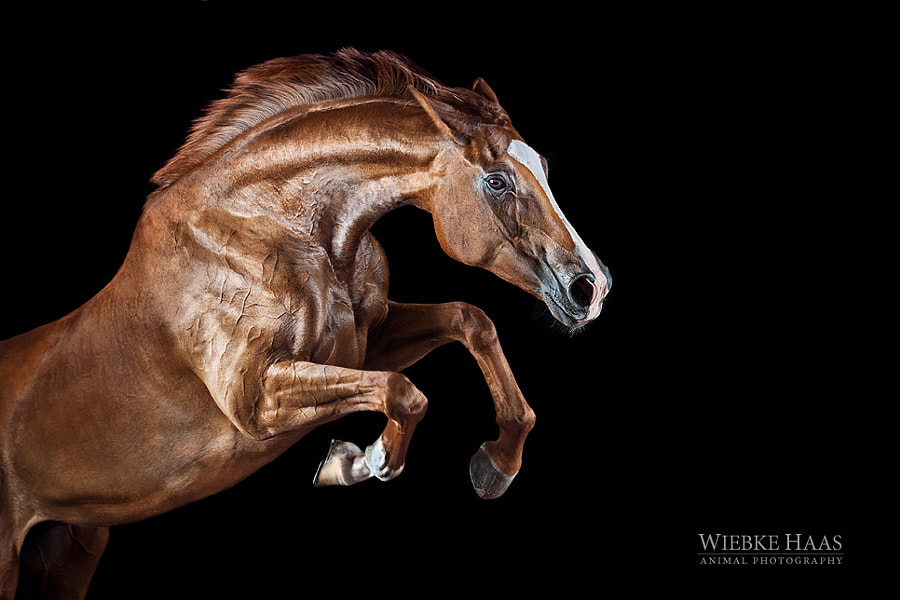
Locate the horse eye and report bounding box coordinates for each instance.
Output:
[484,173,510,195]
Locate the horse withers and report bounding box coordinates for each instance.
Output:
[0,49,610,598]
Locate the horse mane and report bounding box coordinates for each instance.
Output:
[149,48,504,199]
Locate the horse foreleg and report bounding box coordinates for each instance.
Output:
[364,301,536,499]
[250,362,427,487]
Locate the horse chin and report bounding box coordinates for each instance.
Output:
[544,295,600,333]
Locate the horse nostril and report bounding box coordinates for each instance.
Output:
[568,274,597,312]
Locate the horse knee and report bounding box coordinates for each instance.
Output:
[449,302,498,351]
[384,371,427,423]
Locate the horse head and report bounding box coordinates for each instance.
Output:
[409,82,611,330]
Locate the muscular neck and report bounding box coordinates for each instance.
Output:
[204,100,448,272]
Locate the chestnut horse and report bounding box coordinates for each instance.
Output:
[0,49,610,598]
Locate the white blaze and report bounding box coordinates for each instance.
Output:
[507,139,607,319]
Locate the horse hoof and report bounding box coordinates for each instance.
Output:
[313,440,370,487]
[469,443,516,499]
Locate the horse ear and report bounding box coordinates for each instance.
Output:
[471,77,500,105]
[408,85,456,140]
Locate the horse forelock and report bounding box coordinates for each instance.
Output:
[148,48,505,203]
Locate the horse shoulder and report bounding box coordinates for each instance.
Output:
[352,233,390,329]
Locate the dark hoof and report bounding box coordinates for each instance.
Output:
[469,444,516,499]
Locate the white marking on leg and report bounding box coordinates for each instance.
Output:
[364,435,404,482]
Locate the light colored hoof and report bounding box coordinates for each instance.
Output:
[313,440,371,487]
[469,443,516,499]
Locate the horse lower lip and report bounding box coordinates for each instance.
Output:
[546,295,589,327]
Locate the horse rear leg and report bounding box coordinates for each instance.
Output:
[16,523,109,600]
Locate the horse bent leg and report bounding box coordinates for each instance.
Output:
[364,301,536,499]
[254,362,427,487]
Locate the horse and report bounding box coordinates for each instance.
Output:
[0,48,610,598]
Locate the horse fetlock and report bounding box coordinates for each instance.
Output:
[364,436,404,482]
[312,437,404,487]
[502,403,537,436]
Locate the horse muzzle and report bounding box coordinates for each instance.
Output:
[541,253,611,328]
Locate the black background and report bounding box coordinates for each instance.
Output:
[2,3,879,596]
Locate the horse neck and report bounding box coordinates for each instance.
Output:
[157,99,449,272]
